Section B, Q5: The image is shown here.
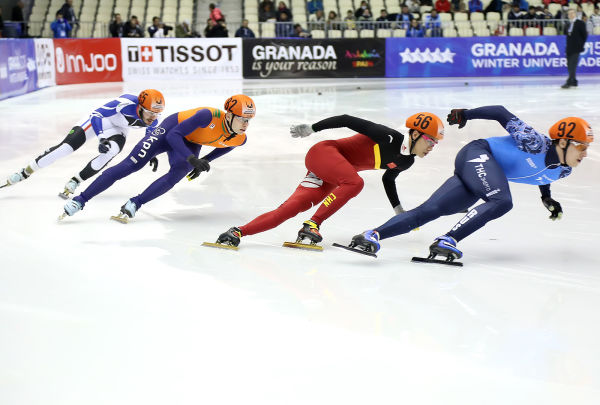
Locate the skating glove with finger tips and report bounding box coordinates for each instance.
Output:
[98,139,111,153]
[290,124,314,138]
[149,157,158,172]
[447,109,467,129]
[186,155,210,181]
[541,196,563,220]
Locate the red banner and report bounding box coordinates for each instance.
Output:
[53,38,122,85]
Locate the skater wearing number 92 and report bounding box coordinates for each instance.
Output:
[212,112,445,249]
[347,105,593,263]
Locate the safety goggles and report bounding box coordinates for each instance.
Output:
[573,142,589,152]
[233,115,251,124]
[140,106,162,120]
[421,133,438,147]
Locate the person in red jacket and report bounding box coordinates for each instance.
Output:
[435,0,452,13]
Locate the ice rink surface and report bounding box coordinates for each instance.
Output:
[1,76,599,404]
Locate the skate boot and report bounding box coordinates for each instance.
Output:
[2,166,35,188]
[59,199,83,220]
[111,200,137,223]
[58,177,81,199]
[296,219,323,245]
[350,230,380,253]
[429,235,462,260]
[216,227,242,247]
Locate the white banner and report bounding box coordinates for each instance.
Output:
[120,38,242,81]
[34,38,56,88]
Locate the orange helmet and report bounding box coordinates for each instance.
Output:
[405,112,444,140]
[138,89,165,113]
[224,94,256,118]
[549,117,593,145]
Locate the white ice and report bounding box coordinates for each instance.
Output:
[1,76,599,405]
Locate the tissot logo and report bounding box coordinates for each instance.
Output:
[127,45,237,63]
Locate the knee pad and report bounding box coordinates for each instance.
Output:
[64,126,87,150]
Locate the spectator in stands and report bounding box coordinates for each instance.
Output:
[523,6,541,29]
[468,0,483,13]
[58,0,78,35]
[276,12,294,36]
[306,0,324,15]
[355,1,371,19]
[376,9,391,29]
[424,9,442,36]
[435,0,452,13]
[277,2,293,21]
[205,18,228,37]
[591,6,600,28]
[148,16,173,37]
[259,2,277,22]
[51,11,71,38]
[358,7,374,29]
[235,19,256,37]
[406,0,421,13]
[576,4,587,20]
[344,9,356,29]
[309,9,326,29]
[484,0,503,12]
[394,5,414,30]
[176,20,199,37]
[508,3,525,28]
[11,0,28,37]
[328,11,342,29]
[406,19,425,36]
[124,15,143,37]
[291,23,311,37]
[209,3,224,23]
[109,13,124,37]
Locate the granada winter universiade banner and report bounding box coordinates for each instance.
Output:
[386,35,600,77]
[0,39,37,101]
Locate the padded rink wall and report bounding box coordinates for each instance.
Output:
[1,36,599,100]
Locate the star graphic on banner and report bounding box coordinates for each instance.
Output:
[440,48,456,63]
[399,48,413,63]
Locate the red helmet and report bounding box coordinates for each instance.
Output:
[549,117,593,145]
[138,89,165,114]
[405,112,445,141]
[224,94,256,118]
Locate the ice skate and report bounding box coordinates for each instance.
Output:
[58,177,80,199]
[202,227,242,251]
[411,235,463,267]
[283,220,324,251]
[2,166,34,189]
[332,230,380,257]
[59,199,83,220]
[110,200,137,224]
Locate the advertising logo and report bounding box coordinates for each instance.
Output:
[53,38,122,84]
[345,49,381,67]
[399,47,455,64]
[127,44,237,63]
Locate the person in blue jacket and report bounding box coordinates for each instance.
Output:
[51,11,71,38]
[346,105,593,260]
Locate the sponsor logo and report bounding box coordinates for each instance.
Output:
[486,189,500,197]
[129,135,159,163]
[399,47,455,64]
[473,162,492,192]
[252,45,337,60]
[467,154,490,163]
[451,209,478,231]
[322,192,337,207]
[471,42,560,57]
[526,157,537,168]
[127,44,237,63]
[55,47,118,73]
[300,172,324,189]
[345,49,381,67]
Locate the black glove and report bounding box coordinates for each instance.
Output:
[98,139,111,153]
[447,109,467,129]
[541,196,563,221]
[149,157,158,172]
[186,155,210,180]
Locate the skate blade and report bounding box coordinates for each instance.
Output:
[58,212,68,221]
[202,242,239,251]
[411,256,463,267]
[110,214,129,224]
[283,241,323,251]
[58,191,70,200]
[332,243,377,258]
[0,182,11,189]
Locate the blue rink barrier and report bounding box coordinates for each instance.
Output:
[386,35,600,77]
[0,39,38,101]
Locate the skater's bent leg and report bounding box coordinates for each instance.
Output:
[446,195,513,242]
[34,126,87,169]
[129,161,189,209]
[240,185,332,236]
[376,176,478,239]
[77,135,125,181]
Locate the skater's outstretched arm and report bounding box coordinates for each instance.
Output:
[166,109,213,160]
[463,105,515,127]
[382,167,413,214]
[310,115,399,144]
